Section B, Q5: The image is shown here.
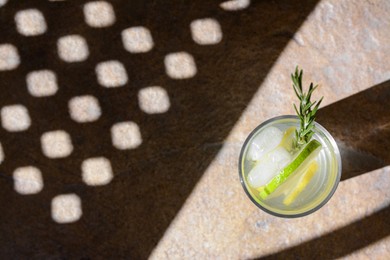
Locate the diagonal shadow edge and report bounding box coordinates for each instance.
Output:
[254,80,390,259]
[256,205,390,260]
[317,79,390,181]
[0,0,321,259]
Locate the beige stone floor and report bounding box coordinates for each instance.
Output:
[150,0,390,259]
[0,0,389,259]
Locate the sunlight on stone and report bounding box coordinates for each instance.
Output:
[82,157,113,186]
[164,52,197,79]
[83,1,115,28]
[111,121,142,150]
[41,130,73,158]
[1,104,31,132]
[15,9,47,36]
[220,0,250,11]
[26,70,58,97]
[0,44,20,71]
[0,0,8,7]
[57,35,89,62]
[122,26,154,53]
[95,60,128,88]
[0,142,4,164]
[138,86,170,114]
[68,95,101,123]
[13,166,43,195]
[51,194,82,223]
[190,18,222,45]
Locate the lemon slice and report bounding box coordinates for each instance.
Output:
[283,161,319,205]
[278,126,296,151]
[259,139,321,199]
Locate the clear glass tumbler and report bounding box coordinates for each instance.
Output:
[238,115,342,217]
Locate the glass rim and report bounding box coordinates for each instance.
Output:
[238,115,342,218]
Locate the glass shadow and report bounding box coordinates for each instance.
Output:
[257,205,390,259]
[317,80,390,181]
[255,80,390,259]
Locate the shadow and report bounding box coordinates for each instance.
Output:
[254,81,390,260]
[317,80,390,181]
[258,205,390,259]
[0,0,319,258]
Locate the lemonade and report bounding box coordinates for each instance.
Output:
[239,115,341,217]
[239,67,342,217]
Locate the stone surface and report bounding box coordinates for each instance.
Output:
[57,35,89,62]
[83,1,115,28]
[26,70,58,97]
[0,0,389,259]
[151,0,390,259]
[0,44,20,70]
[14,8,47,36]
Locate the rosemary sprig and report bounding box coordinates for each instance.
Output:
[291,66,323,150]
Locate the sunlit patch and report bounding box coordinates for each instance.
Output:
[83,1,115,28]
[41,130,73,158]
[121,26,154,53]
[81,157,113,186]
[0,0,8,7]
[0,44,20,71]
[138,86,170,114]
[15,9,47,36]
[164,52,197,79]
[68,95,101,123]
[220,0,250,11]
[1,104,31,132]
[111,121,142,150]
[51,194,82,223]
[26,70,58,97]
[13,166,44,195]
[57,35,89,62]
[95,60,128,88]
[190,18,222,45]
[0,142,4,164]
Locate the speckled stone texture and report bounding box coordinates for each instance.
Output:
[0,0,389,259]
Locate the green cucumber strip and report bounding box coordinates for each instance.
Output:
[259,139,322,199]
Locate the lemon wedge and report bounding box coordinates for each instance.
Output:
[278,126,296,151]
[283,160,319,206]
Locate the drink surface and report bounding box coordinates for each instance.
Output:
[240,116,341,217]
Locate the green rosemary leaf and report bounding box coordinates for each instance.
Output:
[303,101,312,112]
[307,84,318,101]
[301,124,314,136]
[293,104,300,118]
[307,131,315,141]
[307,117,315,127]
[291,74,298,87]
[311,97,323,117]
[293,84,301,100]
[291,66,324,150]
[298,70,303,88]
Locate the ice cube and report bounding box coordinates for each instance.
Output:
[248,147,291,188]
[247,126,283,161]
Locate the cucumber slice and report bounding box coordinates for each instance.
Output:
[259,139,322,199]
